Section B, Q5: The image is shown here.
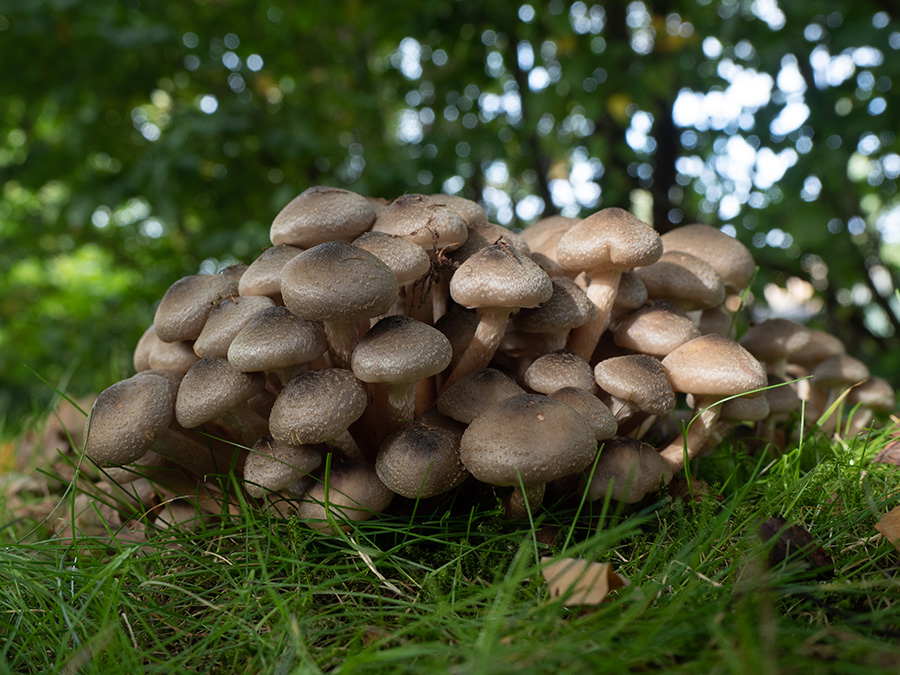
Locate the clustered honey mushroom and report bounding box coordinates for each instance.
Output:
[82,186,895,532]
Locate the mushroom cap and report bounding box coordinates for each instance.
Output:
[375,422,468,498]
[449,221,531,265]
[459,393,597,486]
[764,374,801,415]
[739,319,811,364]
[519,215,579,264]
[661,334,767,398]
[523,350,595,394]
[548,387,618,442]
[133,325,159,372]
[811,354,870,389]
[593,354,676,416]
[434,306,480,369]
[371,193,468,251]
[153,274,239,343]
[513,277,598,333]
[427,193,488,225]
[281,241,399,323]
[243,436,324,498]
[612,270,649,315]
[583,437,673,504]
[789,329,846,371]
[228,306,327,372]
[296,462,394,532]
[148,339,201,374]
[238,245,304,300]
[351,232,430,286]
[660,223,755,292]
[194,295,275,358]
[634,250,725,311]
[270,186,376,248]
[449,243,552,309]
[556,208,662,272]
[613,300,701,357]
[351,315,452,384]
[717,393,770,422]
[84,371,179,466]
[437,368,525,424]
[847,377,895,411]
[175,357,266,428]
[269,368,367,446]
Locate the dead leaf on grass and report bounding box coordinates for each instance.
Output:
[541,556,628,606]
[759,517,834,578]
[872,439,900,468]
[874,506,900,550]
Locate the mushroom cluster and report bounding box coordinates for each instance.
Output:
[82,186,896,531]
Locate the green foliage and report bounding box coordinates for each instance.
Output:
[2,1,900,427]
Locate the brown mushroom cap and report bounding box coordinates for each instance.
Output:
[351,315,452,385]
[523,350,595,394]
[811,354,870,390]
[148,339,201,374]
[519,215,579,265]
[634,250,725,311]
[437,368,525,424]
[351,232,430,286]
[660,223,755,293]
[154,274,239,343]
[450,243,552,310]
[296,462,394,533]
[243,436,323,498]
[133,325,159,372]
[556,207,662,273]
[613,301,701,358]
[194,295,275,359]
[175,357,266,429]
[739,319,811,368]
[449,221,531,265]
[227,306,327,372]
[270,186,377,248]
[238,245,304,301]
[513,277,598,334]
[594,354,676,417]
[375,422,468,499]
[661,334,767,398]
[459,393,596,486]
[427,193,488,225]
[548,387,618,442]
[371,193,468,251]
[583,437,673,504]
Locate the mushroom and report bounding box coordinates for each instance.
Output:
[612,301,700,358]
[633,250,725,313]
[148,338,201,374]
[153,273,239,343]
[511,276,598,357]
[593,354,675,432]
[844,377,896,437]
[582,437,673,504]
[523,350,595,395]
[375,422,468,499]
[437,368,525,425]
[658,334,767,472]
[351,315,452,434]
[295,461,394,533]
[442,242,552,391]
[280,241,399,369]
[556,208,663,361]
[739,319,811,379]
[238,244,305,304]
[193,295,275,359]
[270,186,377,248]
[659,223,755,295]
[459,393,596,518]
[242,435,323,499]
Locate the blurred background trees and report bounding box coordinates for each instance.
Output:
[2,0,900,430]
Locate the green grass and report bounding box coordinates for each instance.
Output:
[1,422,899,674]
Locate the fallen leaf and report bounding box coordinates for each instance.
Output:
[759,517,834,579]
[541,556,628,606]
[872,440,900,468]
[875,506,900,549]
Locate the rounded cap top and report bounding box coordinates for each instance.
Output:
[739,319,811,363]
[593,354,675,415]
[269,368,367,445]
[371,193,468,251]
[375,423,468,498]
[270,186,376,248]
[519,215,579,263]
[718,394,770,421]
[548,387,617,441]
[449,221,531,265]
[175,357,266,428]
[243,436,323,498]
[613,301,700,357]
[584,437,673,504]
[634,250,725,311]
[661,334,767,398]
[660,224,755,292]
[437,368,525,424]
[449,243,552,309]
[351,231,430,286]
[811,354,870,389]
[228,306,327,372]
[513,277,598,333]
[764,374,801,414]
[426,193,488,225]
[84,371,179,466]
[194,295,275,359]
[612,270,649,314]
[847,377,895,411]
[154,274,239,343]
[459,393,597,486]
[556,208,662,272]
[351,315,452,384]
[281,241,399,323]
[523,350,594,394]
[790,329,846,370]
[296,462,394,532]
[238,245,304,299]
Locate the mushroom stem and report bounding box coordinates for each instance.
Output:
[440,307,511,393]
[658,397,722,472]
[326,429,366,463]
[323,320,359,369]
[566,269,623,361]
[502,482,546,519]
[220,406,270,446]
[385,382,416,434]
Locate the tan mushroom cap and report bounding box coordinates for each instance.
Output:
[371,193,468,251]
[296,462,394,533]
[611,270,649,316]
[227,306,327,372]
[613,301,701,357]
[811,354,870,389]
[847,377,895,411]
[268,368,367,446]
[739,319,811,365]
[375,423,468,499]
[154,274,239,343]
[583,437,673,504]
[84,371,179,466]
[449,221,531,265]
[427,193,488,225]
[717,393,770,422]
[459,393,597,486]
[133,325,159,372]
[175,357,266,429]
[548,387,618,442]
[661,334,767,397]
[523,350,595,394]
[437,368,525,424]
[238,245,304,301]
[519,215,579,265]
[194,295,275,359]
[513,277,598,333]
[634,250,725,311]
[660,223,755,292]
[243,436,323,499]
[351,232,430,286]
[270,185,377,248]
[594,354,676,416]
[351,315,451,385]
[450,243,552,310]
[790,329,846,371]
[148,339,201,374]
[556,207,662,272]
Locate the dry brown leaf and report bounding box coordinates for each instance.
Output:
[875,506,900,549]
[872,439,900,468]
[541,556,628,606]
[759,516,834,579]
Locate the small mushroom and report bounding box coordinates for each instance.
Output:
[243,435,323,499]
[375,422,468,499]
[270,186,377,248]
[153,273,239,343]
[296,462,394,533]
[582,437,673,504]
